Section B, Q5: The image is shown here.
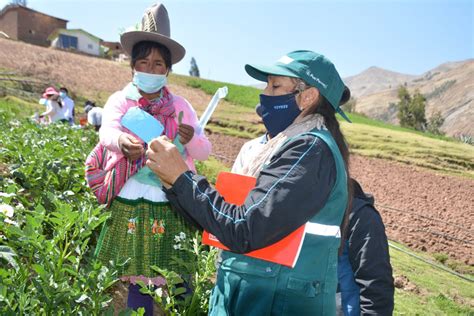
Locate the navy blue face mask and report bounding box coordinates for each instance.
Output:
[259,93,301,137]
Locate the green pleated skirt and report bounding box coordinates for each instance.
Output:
[95,196,196,278]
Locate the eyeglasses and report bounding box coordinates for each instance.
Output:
[294,79,310,94]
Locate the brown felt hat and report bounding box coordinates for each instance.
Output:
[120,3,186,64]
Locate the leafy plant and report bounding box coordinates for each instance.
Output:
[457,134,473,145]
[138,231,218,315]
[0,109,118,314]
[433,253,448,264]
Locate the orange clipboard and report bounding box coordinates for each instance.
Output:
[202,171,306,268]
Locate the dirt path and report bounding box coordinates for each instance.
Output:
[207,133,474,265]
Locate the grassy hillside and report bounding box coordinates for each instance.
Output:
[342,120,474,178]
[390,242,473,315]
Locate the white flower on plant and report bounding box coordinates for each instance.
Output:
[179,232,186,240]
[0,203,14,218]
[0,192,15,198]
[4,218,18,226]
[0,204,18,226]
[155,287,163,297]
[174,235,181,243]
[173,244,182,250]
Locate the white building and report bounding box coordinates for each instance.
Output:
[48,28,102,56]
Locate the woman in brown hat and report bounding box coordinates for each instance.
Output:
[85,3,211,314]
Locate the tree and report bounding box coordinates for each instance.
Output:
[341,97,356,113]
[11,0,27,6]
[396,86,427,131]
[426,111,445,135]
[189,57,200,77]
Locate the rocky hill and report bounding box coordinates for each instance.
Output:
[345,60,474,137]
[344,66,416,98]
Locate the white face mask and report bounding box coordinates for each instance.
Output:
[132,71,167,93]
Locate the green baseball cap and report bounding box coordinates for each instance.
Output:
[245,50,352,122]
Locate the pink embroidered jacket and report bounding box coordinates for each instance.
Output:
[99,86,212,173]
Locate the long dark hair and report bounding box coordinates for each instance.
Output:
[47,94,62,108]
[313,96,353,252]
[293,76,353,251]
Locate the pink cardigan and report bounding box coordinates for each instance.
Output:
[99,86,212,173]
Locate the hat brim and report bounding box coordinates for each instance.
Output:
[337,108,352,123]
[120,31,186,64]
[43,92,58,98]
[245,64,299,82]
[339,86,351,105]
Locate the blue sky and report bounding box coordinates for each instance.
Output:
[3,0,473,84]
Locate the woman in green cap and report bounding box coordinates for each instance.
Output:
[146,50,352,315]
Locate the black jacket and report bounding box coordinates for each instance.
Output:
[342,179,394,315]
[164,134,336,253]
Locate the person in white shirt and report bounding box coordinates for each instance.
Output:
[84,101,103,131]
[59,87,75,125]
[40,87,68,124]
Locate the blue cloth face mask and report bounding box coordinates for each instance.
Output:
[133,71,167,94]
[59,92,67,99]
[259,93,301,137]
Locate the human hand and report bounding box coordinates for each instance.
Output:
[178,124,194,145]
[119,133,144,161]
[146,136,189,188]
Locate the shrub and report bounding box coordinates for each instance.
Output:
[397,86,427,131]
[433,253,448,264]
[426,111,445,135]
